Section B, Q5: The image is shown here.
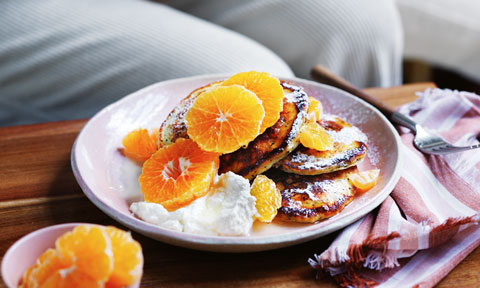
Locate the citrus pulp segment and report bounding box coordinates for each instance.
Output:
[221,71,284,133]
[104,226,143,287]
[185,85,265,153]
[308,97,323,122]
[55,225,113,282]
[20,249,71,288]
[122,128,159,163]
[299,121,334,151]
[250,175,282,223]
[349,169,380,193]
[139,138,219,211]
[41,267,100,288]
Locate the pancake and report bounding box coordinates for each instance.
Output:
[218,82,309,180]
[265,166,358,223]
[277,114,368,175]
[159,81,309,180]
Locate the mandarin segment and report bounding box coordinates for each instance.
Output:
[104,226,143,288]
[21,249,71,288]
[55,225,113,282]
[299,121,334,151]
[159,81,224,146]
[139,138,219,211]
[185,85,265,153]
[308,97,323,122]
[349,169,380,193]
[31,250,70,288]
[250,175,282,223]
[20,225,144,288]
[221,71,284,133]
[41,266,101,288]
[121,128,159,163]
[20,266,35,288]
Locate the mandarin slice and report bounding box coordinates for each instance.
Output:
[308,97,323,122]
[21,249,71,288]
[185,85,265,153]
[250,175,282,223]
[299,121,334,151]
[20,265,35,288]
[41,266,101,288]
[104,226,143,288]
[55,225,113,282]
[221,71,284,133]
[139,138,219,211]
[121,128,159,164]
[349,169,380,193]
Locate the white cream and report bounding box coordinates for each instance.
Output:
[130,172,257,236]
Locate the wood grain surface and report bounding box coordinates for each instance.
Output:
[1,83,478,287]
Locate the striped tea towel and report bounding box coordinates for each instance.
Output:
[309,88,480,287]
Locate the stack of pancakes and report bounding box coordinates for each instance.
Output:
[159,82,368,223]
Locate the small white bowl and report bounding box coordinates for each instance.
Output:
[2,223,140,288]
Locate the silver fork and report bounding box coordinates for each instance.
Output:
[311,65,480,155]
[391,112,480,155]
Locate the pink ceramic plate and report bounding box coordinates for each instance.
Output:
[71,74,402,252]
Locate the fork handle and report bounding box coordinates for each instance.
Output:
[391,111,417,132]
[311,65,396,118]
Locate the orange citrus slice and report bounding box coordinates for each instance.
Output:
[250,175,282,222]
[20,225,144,288]
[349,169,380,193]
[185,85,265,153]
[20,249,71,288]
[221,71,284,133]
[139,138,219,211]
[55,225,113,282]
[104,226,143,287]
[121,128,159,163]
[41,267,99,288]
[308,97,323,122]
[299,121,334,151]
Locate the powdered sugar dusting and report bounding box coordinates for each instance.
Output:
[283,178,351,206]
[367,143,381,166]
[327,100,376,126]
[284,113,369,171]
[326,126,367,145]
[292,148,365,171]
[320,95,386,169]
[281,82,309,145]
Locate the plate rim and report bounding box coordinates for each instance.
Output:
[71,74,403,251]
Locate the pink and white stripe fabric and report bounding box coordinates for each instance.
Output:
[309,88,480,287]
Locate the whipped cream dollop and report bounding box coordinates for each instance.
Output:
[130,172,257,236]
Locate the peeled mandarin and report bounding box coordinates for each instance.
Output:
[221,71,284,133]
[308,97,323,122]
[104,226,143,287]
[20,225,145,288]
[251,175,282,223]
[121,128,159,163]
[185,85,265,154]
[299,121,334,151]
[139,138,219,211]
[41,267,100,288]
[21,249,71,288]
[55,225,113,282]
[349,169,380,193]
